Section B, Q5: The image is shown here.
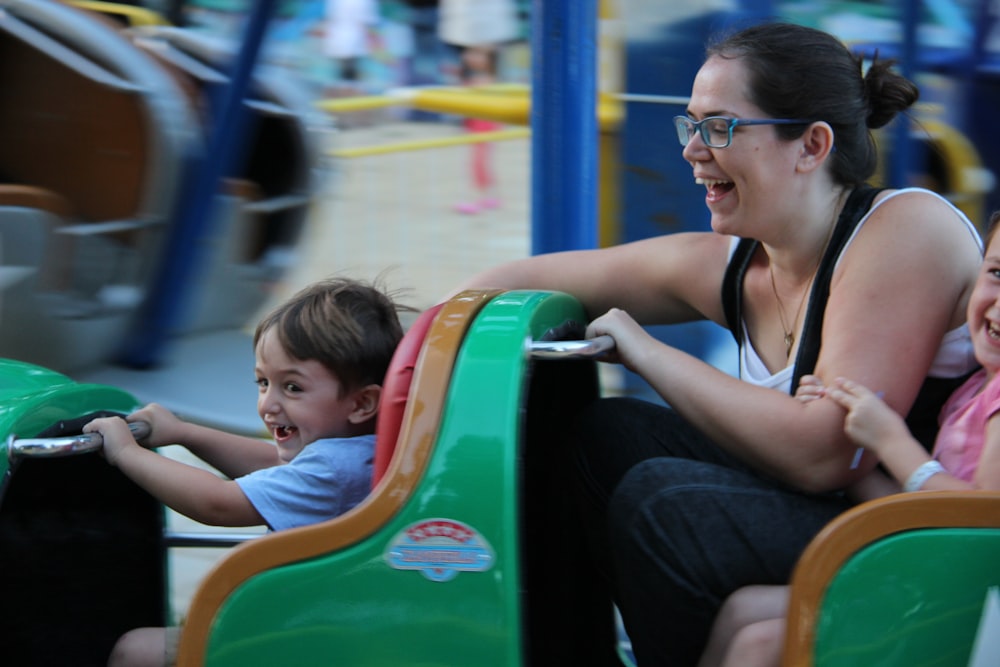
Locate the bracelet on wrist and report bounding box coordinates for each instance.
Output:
[903,460,946,493]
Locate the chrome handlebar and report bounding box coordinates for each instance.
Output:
[530,335,615,360]
[6,421,151,462]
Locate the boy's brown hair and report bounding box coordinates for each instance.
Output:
[253,277,410,395]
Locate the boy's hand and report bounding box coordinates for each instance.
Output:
[84,416,138,467]
[128,403,185,448]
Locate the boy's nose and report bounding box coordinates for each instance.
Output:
[258,390,280,414]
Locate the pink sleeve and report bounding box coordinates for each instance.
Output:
[982,373,1000,420]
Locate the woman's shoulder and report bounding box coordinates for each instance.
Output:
[871,186,940,200]
[870,187,971,219]
[862,187,981,247]
[833,187,982,287]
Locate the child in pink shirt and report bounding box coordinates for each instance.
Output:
[699,211,1000,667]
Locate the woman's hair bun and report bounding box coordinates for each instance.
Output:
[862,56,919,130]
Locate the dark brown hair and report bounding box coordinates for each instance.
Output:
[253,277,411,394]
[707,22,919,186]
[984,210,1000,247]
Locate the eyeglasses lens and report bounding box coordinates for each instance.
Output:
[701,118,731,148]
[674,117,732,148]
[674,117,693,146]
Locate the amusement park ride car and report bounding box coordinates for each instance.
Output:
[2,285,999,666]
[1,0,999,665]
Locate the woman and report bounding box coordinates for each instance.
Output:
[456,22,983,666]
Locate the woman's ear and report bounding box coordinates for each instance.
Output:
[349,384,382,424]
[797,121,836,173]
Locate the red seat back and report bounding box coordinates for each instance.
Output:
[372,304,443,487]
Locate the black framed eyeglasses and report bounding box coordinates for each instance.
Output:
[673,115,813,149]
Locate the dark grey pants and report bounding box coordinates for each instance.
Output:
[566,397,851,666]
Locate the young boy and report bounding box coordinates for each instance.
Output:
[91,277,410,667]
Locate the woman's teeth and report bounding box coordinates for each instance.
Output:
[696,178,732,187]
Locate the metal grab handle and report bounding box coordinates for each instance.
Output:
[530,335,615,360]
[164,531,262,548]
[6,421,151,461]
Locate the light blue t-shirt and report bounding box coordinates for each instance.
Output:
[236,434,375,531]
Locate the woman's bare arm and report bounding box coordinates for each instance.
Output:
[588,192,981,492]
[451,231,732,325]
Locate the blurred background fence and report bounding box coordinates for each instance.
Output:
[274,117,532,316]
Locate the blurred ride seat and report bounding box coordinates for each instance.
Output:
[116,24,327,334]
[372,302,444,486]
[783,490,1000,666]
[0,0,198,373]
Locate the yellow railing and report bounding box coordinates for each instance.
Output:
[317,85,624,133]
[329,128,531,159]
[68,0,171,26]
[317,85,623,248]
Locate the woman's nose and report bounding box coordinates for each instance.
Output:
[682,134,708,162]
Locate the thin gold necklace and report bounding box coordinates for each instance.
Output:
[768,193,845,358]
[769,264,812,358]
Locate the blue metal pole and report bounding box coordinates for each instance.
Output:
[118,0,277,368]
[531,0,598,254]
[890,0,918,189]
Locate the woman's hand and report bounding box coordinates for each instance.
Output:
[585,308,657,373]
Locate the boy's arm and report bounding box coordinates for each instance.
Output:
[159,421,280,479]
[130,403,281,478]
[88,417,265,526]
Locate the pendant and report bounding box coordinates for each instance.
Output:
[783,332,794,357]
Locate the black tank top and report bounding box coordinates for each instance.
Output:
[721,186,974,452]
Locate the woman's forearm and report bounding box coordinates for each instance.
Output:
[635,344,860,492]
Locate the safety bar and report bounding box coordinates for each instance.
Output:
[53,218,160,236]
[530,335,615,360]
[6,420,151,461]
[0,9,142,92]
[164,531,261,548]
